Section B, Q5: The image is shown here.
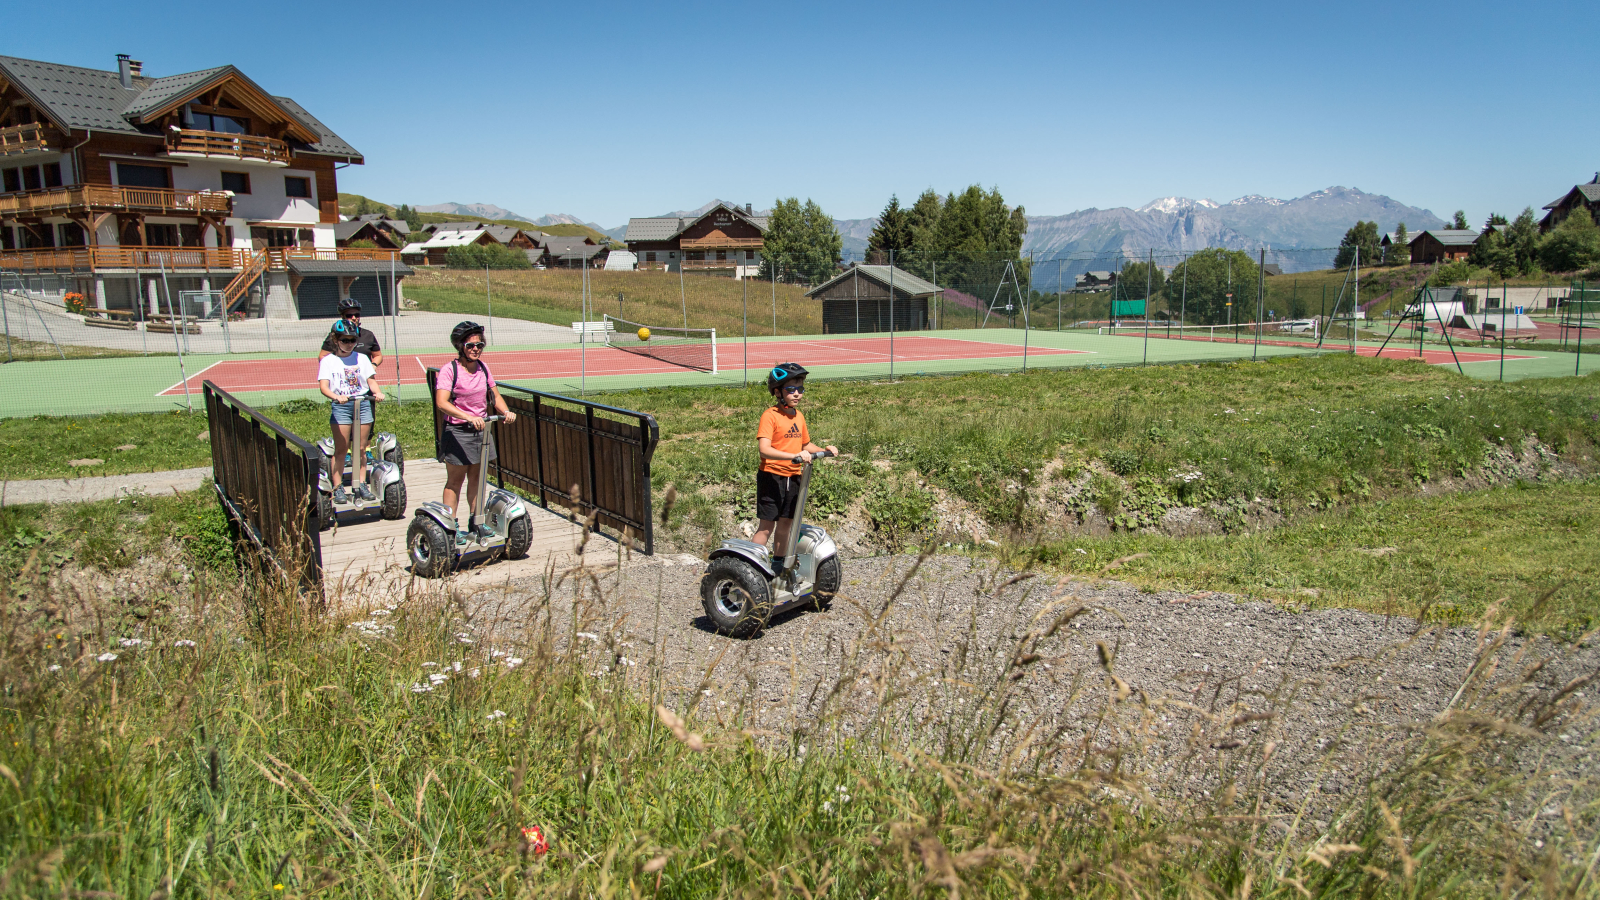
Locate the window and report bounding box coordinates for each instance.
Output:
[716,250,727,260]
[685,250,704,261]
[284,176,311,199]
[179,224,203,247]
[645,251,656,262]
[250,226,297,248]
[58,223,86,247]
[220,171,251,194]
[145,224,178,247]
[187,110,249,134]
[21,225,53,249]
[746,250,756,260]
[1,168,17,193]
[42,162,62,188]
[116,163,170,189]
[21,166,40,191]
[0,227,12,250]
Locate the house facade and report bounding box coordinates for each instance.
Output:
[1408,229,1478,265]
[0,53,401,319]
[1539,174,1600,234]
[804,264,939,333]
[623,202,766,277]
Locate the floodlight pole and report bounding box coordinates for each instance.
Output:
[1142,249,1152,365]
[742,268,748,387]
[159,255,193,413]
[390,254,402,405]
[484,263,493,347]
[1576,279,1586,376]
[1179,253,1187,340]
[1254,247,1265,361]
[889,251,895,377]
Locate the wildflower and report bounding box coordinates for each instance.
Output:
[455,632,474,644]
[504,657,524,670]
[428,673,448,685]
[421,661,438,668]
[118,638,143,648]
[47,664,61,672]
[836,785,852,803]
[1074,548,1087,555]
[486,709,507,721]
[96,652,118,662]
[576,632,599,642]
[822,800,835,814]
[452,660,463,672]
[490,649,507,659]
[275,886,284,891]
[173,640,196,648]
[370,609,391,617]
[410,683,431,693]
[468,667,481,679]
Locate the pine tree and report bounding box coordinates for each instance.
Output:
[866,195,914,264]
[760,197,841,284]
[1333,221,1381,269]
[1389,223,1410,266]
[1505,208,1541,275]
[1452,210,1470,230]
[1537,208,1600,273]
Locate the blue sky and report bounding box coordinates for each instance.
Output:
[12,0,1597,229]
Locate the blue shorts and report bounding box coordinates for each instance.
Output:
[329,397,374,427]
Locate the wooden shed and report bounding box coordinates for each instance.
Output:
[805,265,940,334]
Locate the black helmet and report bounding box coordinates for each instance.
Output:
[766,361,809,395]
[330,318,360,341]
[451,320,485,353]
[338,297,362,314]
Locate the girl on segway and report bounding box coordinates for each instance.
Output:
[317,320,386,505]
[434,321,516,545]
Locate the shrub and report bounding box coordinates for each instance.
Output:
[446,243,531,270]
[863,475,935,548]
[63,292,87,314]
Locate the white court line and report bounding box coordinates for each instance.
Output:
[156,359,226,397]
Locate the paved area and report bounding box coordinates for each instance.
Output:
[1,466,213,506]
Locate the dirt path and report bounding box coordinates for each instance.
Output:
[432,550,1598,831]
[1,466,213,506]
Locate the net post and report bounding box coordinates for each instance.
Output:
[709,328,718,375]
[159,254,193,413]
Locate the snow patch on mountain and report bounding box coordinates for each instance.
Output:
[1137,197,1219,214]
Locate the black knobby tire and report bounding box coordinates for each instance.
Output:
[505,513,533,559]
[316,488,334,532]
[700,556,774,639]
[386,443,405,476]
[812,555,841,611]
[381,479,407,520]
[407,516,454,578]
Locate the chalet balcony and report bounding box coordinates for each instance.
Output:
[678,236,763,250]
[0,185,233,217]
[0,245,399,272]
[0,123,53,156]
[165,129,290,165]
[681,259,748,270]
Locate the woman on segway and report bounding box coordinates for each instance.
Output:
[434,321,516,545]
[317,320,386,504]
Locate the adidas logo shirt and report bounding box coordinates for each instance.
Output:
[758,405,810,477]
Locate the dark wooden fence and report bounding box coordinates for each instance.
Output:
[425,368,660,553]
[204,382,323,594]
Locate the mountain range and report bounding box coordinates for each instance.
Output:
[416,187,1443,279]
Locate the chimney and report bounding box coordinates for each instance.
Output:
[128,59,143,78]
[745,203,752,215]
[116,54,132,88]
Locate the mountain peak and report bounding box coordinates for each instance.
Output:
[1227,194,1286,207]
[416,201,533,222]
[1137,197,1219,214]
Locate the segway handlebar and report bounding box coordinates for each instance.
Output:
[791,449,834,464]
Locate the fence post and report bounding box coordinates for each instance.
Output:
[1577,280,1586,376]
[888,250,895,378]
[485,263,494,347]
[1499,277,1507,382]
[1253,247,1265,361]
[1,268,12,363]
[159,255,193,413]
[1143,249,1153,365]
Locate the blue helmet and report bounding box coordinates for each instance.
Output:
[767,361,809,395]
[330,318,360,341]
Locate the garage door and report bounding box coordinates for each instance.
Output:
[296,276,341,319]
[348,276,393,315]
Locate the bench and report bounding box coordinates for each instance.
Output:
[146,314,202,335]
[571,320,615,344]
[82,308,138,331]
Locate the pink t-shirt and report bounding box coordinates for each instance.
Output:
[437,360,496,424]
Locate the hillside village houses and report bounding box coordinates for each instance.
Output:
[0,53,413,319]
[1539,173,1600,233]
[397,220,607,269]
[623,202,767,277]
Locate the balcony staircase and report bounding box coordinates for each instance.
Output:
[221,250,269,316]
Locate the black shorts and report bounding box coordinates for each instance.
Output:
[756,470,801,522]
[438,423,496,466]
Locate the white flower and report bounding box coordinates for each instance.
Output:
[504,657,524,670]
[118,638,143,648]
[370,609,391,617]
[173,640,197,648]
[468,667,481,679]
[822,800,834,814]
[620,657,636,667]
[490,649,507,659]
[1223,408,1236,414]
[835,785,851,803]
[576,632,599,642]
[428,673,449,685]
[486,709,507,721]
[455,632,474,644]
[421,661,438,668]
[97,652,118,662]
[452,661,463,672]
[410,683,431,693]
[47,664,61,672]
[1074,548,1087,555]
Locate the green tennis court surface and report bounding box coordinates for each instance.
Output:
[3,327,1595,418]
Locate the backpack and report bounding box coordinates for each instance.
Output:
[447,358,494,414]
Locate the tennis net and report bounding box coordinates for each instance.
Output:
[601,314,718,373]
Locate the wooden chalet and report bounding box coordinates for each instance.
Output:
[1408,229,1478,265]
[0,53,404,319]
[334,219,403,250]
[623,202,766,276]
[401,228,502,266]
[1539,174,1600,233]
[804,264,940,333]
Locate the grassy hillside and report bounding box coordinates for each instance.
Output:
[337,193,617,246]
[402,266,819,336]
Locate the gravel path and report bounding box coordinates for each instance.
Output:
[2,466,212,506]
[445,549,1597,829]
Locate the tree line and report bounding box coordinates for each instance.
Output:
[1335,206,1600,277]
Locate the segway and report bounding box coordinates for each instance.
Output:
[406,415,534,578]
[315,399,406,529]
[700,450,841,638]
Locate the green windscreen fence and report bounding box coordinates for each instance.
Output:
[1111,299,1146,317]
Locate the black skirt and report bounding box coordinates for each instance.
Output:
[438,423,496,466]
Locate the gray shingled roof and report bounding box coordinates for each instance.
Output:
[122,67,231,119]
[624,217,686,242]
[1543,182,1600,210]
[806,265,942,298]
[1414,229,1479,247]
[0,55,361,160]
[285,258,413,277]
[543,236,604,259]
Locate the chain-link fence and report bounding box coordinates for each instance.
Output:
[6,246,1597,420]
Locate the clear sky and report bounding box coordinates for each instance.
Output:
[11,0,1597,229]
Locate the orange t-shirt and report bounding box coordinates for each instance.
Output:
[757,405,809,476]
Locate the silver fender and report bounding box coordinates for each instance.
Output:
[707,539,776,580]
[369,459,403,490]
[373,432,398,457]
[413,501,458,533]
[796,524,837,563]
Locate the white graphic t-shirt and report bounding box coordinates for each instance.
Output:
[317,351,376,399]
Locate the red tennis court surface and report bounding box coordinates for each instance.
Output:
[1104,331,1533,365]
[164,335,1086,396]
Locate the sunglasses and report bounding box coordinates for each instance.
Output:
[463,341,487,350]
[782,385,805,394]
[343,312,360,318]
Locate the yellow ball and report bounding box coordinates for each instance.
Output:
[637,327,651,342]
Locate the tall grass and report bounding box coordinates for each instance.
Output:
[1,502,1596,896]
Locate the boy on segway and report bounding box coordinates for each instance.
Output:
[753,363,836,553]
[317,320,386,505]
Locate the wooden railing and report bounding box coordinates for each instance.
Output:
[205,382,324,597]
[682,259,750,270]
[0,123,50,156]
[166,129,290,164]
[425,370,660,554]
[265,247,401,269]
[0,246,251,271]
[0,184,233,216]
[223,251,270,311]
[679,236,764,250]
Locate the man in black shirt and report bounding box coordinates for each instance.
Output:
[318,297,384,365]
